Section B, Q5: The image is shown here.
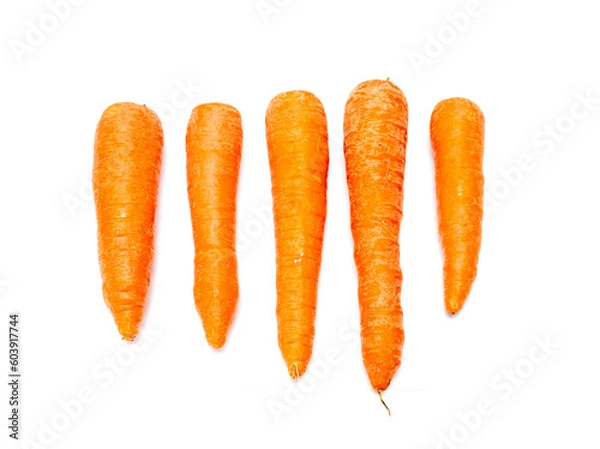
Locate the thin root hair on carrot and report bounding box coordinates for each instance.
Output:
[378,390,391,416]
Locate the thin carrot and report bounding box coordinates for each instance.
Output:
[344,79,407,392]
[186,103,242,348]
[430,97,485,314]
[266,90,329,378]
[93,102,163,340]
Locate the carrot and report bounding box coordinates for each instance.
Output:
[266,90,329,378]
[430,97,485,314]
[343,79,407,393]
[186,103,242,348]
[93,102,163,340]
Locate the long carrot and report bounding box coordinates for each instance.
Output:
[186,103,242,348]
[344,79,407,393]
[93,102,163,340]
[430,97,485,314]
[266,90,329,378]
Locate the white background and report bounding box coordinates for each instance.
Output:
[1,0,599,448]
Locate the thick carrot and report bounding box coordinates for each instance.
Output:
[344,79,407,392]
[430,97,484,314]
[93,102,163,340]
[266,90,329,378]
[186,103,242,348]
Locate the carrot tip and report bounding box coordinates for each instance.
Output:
[445,299,464,315]
[377,390,391,416]
[206,333,227,349]
[114,309,143,341]
[288,362,303,380]
[290,364,299,379]
[118,325,139,341]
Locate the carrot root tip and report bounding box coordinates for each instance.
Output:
[114,309,143,341]
[445,298,464,315]
[288,363,302,380]
[206,333,226,349]
[377,390,391,416]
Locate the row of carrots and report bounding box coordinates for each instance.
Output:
[93,79,484,407]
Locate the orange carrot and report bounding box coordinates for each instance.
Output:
[186,103,242,348]
[430,97,485,314]
[93,102,163,340]
[266,90,329,378]
[344,79,407,393]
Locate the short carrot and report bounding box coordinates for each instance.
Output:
[93,102,163,340]
[186,103,242,348]
[266,90,329,378]
[430,97,485,314]
[344,79,407,393]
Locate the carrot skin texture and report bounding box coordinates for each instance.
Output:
[344,80,407,391]
[430,98,485,315]
[93,102,163,341]
[266,91,329,378]
[186,103,242,348]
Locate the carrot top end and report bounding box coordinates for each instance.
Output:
[191,102,241,117]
